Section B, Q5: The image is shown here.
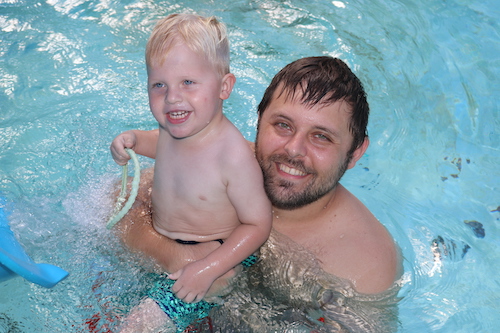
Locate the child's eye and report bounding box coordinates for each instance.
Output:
[183,80,194,85]
[153,82,165,88]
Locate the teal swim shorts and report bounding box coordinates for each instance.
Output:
[149,254,258,332]
[148,277,216,332]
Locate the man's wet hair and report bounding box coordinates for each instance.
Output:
[257,56,369,152]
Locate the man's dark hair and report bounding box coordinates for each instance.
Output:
[257,56,369,152]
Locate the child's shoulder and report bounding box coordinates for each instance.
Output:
[219,118,250,144]
[217,128,254,161]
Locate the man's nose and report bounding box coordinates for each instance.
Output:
[284,134,306,158]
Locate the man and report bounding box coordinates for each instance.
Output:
[111,56,402,332]
[254,56,399,294]
[211,57,401,332]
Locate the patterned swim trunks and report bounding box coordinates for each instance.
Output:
[148,254,258,332]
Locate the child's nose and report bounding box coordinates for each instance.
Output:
[166,87,182,104]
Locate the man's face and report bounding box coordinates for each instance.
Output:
[255,91,359,210]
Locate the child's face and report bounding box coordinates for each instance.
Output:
[147,43,228,139]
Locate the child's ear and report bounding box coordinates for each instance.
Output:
[220,73,236,100]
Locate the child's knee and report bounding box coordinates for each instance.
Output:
[119,298,174,333]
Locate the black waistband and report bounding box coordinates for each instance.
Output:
[175,239,224,245]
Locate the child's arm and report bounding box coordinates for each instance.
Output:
[110,129,159,165]
[168,150,273,303]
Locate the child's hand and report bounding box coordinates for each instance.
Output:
[168,260,218,303]
[110,131,137,166]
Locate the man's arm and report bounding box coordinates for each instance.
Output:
[115,167,240,298]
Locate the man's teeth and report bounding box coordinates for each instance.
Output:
[279,164,306,176]
[169,111,188,119]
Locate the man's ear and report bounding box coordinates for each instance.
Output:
[347,137,369,169]
[220,73,236,100]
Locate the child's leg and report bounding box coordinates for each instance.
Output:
[119,297,176,333]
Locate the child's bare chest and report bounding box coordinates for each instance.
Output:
[154,150,228,205]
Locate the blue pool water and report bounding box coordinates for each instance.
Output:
[0,0,499,332]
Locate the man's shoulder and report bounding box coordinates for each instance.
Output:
[323,186,401,294]
[344,217,400,294]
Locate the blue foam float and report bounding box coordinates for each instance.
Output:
[0,198,69,288]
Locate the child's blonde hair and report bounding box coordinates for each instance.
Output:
[146,13,230,77]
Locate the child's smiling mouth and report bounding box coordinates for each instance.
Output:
[167,110,191,123]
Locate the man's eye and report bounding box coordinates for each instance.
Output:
[153,82,164,88]
[276,122,290,130]
[314,133,331,142]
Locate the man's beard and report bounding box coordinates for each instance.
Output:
[257,152,351,210]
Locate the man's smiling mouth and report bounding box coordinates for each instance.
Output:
[278,163,307,176]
